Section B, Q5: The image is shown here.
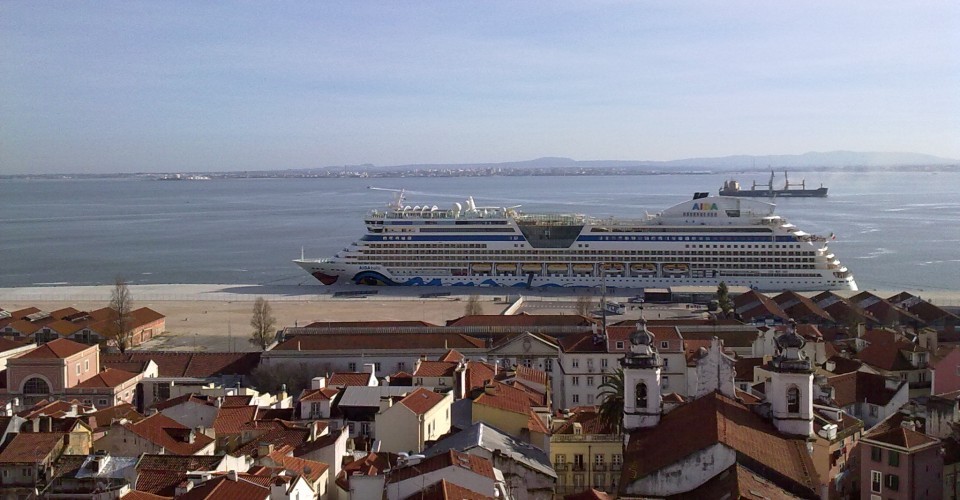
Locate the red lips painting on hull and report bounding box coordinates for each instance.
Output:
[312,271,338,285]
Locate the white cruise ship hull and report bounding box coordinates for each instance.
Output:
[295,193,858,292]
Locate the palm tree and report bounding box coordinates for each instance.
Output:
[597,368,624,434]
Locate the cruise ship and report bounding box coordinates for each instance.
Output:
[294,191,857,292]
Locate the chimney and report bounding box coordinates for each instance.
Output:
[227,470,238,481]
[42,416,53,433]
[825,360,836,372]
[379,396,393,413]
[857,323,865,338]
[484,380,497,395]
[297,340,301,351]
[901,419,917,432]
[365,363,376,378]
[311,377,326,390]
[257,442,274,458]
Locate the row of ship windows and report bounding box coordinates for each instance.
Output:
[359,249,816,257]
[366,242,806,251]
[358,259,818,270]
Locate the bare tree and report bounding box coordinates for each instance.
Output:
[464,294,483,316]
[250,296,277,350]
[109,276,134,353]
[576,294,593,316]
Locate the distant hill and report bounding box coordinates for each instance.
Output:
[375,151,957,171]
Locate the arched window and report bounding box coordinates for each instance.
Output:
[23,377,50,395]
[787,386,800,413]
[635,382,647,409]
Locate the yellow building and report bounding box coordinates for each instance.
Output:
[550,407,622,496]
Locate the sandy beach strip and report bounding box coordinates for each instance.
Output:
[2,284,958,352]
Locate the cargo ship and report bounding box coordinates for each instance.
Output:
[720,171,827,197]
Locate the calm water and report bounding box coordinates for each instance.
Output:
[1,171,958,291]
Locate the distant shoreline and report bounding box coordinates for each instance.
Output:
[2,163,957,181]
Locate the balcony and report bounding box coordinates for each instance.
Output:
[554,463,569,472]
[572,463,586,472]
[593,464,607,471]
[611,463,622,471]
[552,433,622,443]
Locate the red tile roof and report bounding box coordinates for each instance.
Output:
[866,426,939,449]
[328,372,373,387]
[264,449,329,483]
[388,450,496,483]
[336,452,402,490]
[466,361,498,392]
[120,491,172,500]
[413,360,458,378]
[18,338,90,359]
[176,475,269,500]
[734,290,790,322]
[101,351,260,378]
[0,432,65,463]
[473,380,535,415]
[0,336,31,352]
[299,387,339,402]
[684,463,804,499]
[152,393,214,411]
[562,488,616,500]
[623,391,819,497]
[505,365,549,388]
[304,320,437,328]
[125,413,214,455]
[398,387,447,415]
[72,368,139,388]
[134,455,225,495]
[213,406,259,435]
[274,333,486,351]
[88,402,144,429]
[231,420,311,458]
[438,349,465,362]
[18,399,93,418]
[855,330,926,371]
[409,479,495,500]
[825,371,903,407]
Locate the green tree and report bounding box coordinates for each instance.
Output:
[597,368,625,434]
[249,296,277,351]
[716,281,733,317]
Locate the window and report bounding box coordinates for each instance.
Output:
[374,362,381,371]
[612,454,622,466]
[572,376,580,386]
[398,362,406,371]
[594,454,604,465]
[660,341,669,349]
[84,359,90,372]
[870,446,882,462]
[594,473,605,488]
[868,404,878,418]
[787,386,800,413]
[523,358,533,368]
[98,398,108,406]
[663,357,669,368]
[616,341,624,349]
[23,377,50,395]
[555,454,565,464]
[573,454,584,470]
[601,358,608,368]
[76,363,81,375]
[888,450,899,467]
[586,394,594,404]
[884,473,899,491]
[636,382,647,408]
[870,470,882,493]
[662,376,670,389]
[544,358,552,372]
[348,362,357,371]
[572,358,579,368]
[586,376,594,386]
[572,394,579,404]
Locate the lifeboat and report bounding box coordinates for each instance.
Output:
[573,263,594,274]
[662,263,690,274]
[547,263,570,273]
[521,263,542,273]
[496,263,517,274]
[471,263,492,273]
[630,263,658,276]
[601,263,625,273]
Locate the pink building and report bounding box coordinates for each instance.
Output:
[860,419,942,499]
[932,345,960,396]
[3,338,142,408]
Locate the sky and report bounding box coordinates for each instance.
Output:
[1,1,958,174]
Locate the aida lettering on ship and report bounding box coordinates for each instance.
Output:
[295,190,857,292]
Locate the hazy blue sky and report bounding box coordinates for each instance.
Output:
[2,2,958,174]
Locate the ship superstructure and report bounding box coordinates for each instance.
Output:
[294,190,857,291]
